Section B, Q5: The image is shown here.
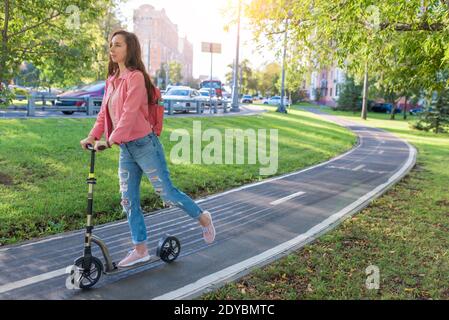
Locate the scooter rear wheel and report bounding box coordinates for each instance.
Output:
[157,236,181,263]
[73,256,103,289]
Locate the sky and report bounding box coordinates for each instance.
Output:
[118,0,277,82]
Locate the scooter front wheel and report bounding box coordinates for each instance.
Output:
[157,236,181,263]
[73,256,103,289]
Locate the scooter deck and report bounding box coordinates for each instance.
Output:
[103,256,163,275]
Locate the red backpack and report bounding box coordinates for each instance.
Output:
[148,86,164,136]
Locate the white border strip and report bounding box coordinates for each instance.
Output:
[153,138,416,300]
[0,268,66,294]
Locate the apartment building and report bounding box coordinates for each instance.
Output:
[133,4,193,80]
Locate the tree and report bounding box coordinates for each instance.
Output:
[245,0,449,120]
[257,62,281,97]
[225,59,258,95]
[168,61,183,85]
[337,77,363,112]
[14,62,40,87]
[415,88,449,133]
[184,77,200,89]
[154,67,167,89]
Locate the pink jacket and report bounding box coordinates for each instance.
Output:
[89,68,160,145]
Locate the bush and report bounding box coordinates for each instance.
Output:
[413,89,449,133]
[0,85,15,108]
[290,89,309,103]
[336,77,363,112]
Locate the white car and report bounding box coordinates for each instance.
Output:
[240,95,253,104]
[263,96,290,106]
[162,86,208,112]
[198,88,222,106]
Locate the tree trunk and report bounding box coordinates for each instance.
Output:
[361,60,368,120]
[390,102,397,120]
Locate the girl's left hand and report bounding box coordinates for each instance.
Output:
[94,141,109,152]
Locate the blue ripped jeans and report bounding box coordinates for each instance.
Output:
[118,132,204,245]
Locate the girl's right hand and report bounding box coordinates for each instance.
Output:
[80,136,95,150]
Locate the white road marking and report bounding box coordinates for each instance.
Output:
[353,164,365,171]
[20,236,64,248]
[378,150,384,155]
[0,268,67,294]
[270,192,306,206]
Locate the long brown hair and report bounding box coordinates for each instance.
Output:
[108,30,155,103]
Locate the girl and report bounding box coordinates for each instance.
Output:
[80,30,215,268]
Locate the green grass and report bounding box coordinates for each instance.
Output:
[201,103,449,300]
[0,106,356,245]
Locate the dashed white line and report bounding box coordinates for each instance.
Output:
[353,164,365,171]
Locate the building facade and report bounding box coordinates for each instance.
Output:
[309,65,346,107]
[133,4,193,81]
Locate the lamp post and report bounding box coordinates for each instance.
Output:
[277,10,292,114]
[165,61,170,89]
[230,0,242,112]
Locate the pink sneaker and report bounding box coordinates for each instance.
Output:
[117,248,150,268]
[201,211,216,244]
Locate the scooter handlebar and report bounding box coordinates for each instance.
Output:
[86,143,107,151]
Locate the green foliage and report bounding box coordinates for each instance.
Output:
[414,89,449,133]
[225,59,259,95]
[0,85,15,108]
[0,0,126,100]
[168,61,183,85]
[245,0,449,120]
[336,77,362,111]
[257,62,281,96]
[14,63,40,87]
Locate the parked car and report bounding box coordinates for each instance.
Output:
[162,86,208,113]
[198,88,216,97]
[200,80,223,98]
[409,107,424,116]
[263,96,290,106]
[56,81,105,114]
[222,88,231,100]
[241,95,253,104]
[198,88,222,106]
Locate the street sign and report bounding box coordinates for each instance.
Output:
[201,42,222,54]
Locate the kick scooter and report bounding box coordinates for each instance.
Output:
[66,143,181,290]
